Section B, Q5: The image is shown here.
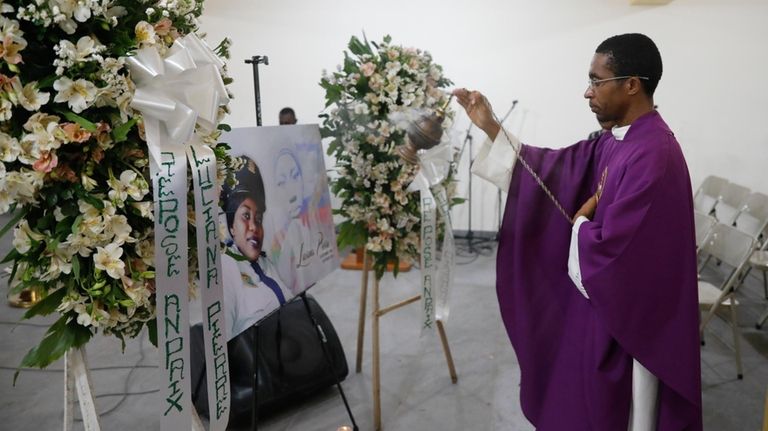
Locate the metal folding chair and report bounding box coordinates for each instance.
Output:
[693,175,728,215]
[714,182,750,225]
[698,223,756,379]
[694,210,717,252]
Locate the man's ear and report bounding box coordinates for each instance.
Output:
[626,77,643,96]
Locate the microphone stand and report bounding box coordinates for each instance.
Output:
[244,55,269,126]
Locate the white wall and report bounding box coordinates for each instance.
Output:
[200,0,768,232]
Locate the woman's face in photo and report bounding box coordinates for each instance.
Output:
[230,197,264,261]
[275,154,303,219]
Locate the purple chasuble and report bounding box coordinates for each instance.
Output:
[497,111,702,430]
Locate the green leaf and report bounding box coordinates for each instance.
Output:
[23,288,67,319]
[217,123,232,132]
[343,52,357,75]
[37,75,57,89]
[147,319,158,347]
[347,35,372,57]
[0,208,27,240]
[111,118,137,143]
[72,256,81,282]
[57,110,97,132]
[1,248,21,264]
[15,315,92,383]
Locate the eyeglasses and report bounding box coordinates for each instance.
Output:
[587,75,649,89]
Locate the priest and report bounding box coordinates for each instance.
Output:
[454,33,701,431]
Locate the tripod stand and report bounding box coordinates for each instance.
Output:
[244,55,269,126]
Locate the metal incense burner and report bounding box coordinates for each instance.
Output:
[398,96,453,165]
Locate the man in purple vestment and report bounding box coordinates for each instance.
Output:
[453,34,701,430]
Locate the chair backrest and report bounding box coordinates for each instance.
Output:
[693,175,728,214]
[694,210,717,249]
[714,182,750,224]
[699,223,756,270]
[734,192,768,243]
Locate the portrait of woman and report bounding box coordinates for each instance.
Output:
[221,156,291,339]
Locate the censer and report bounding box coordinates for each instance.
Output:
[398,95,574,224]
[397,96,453,165]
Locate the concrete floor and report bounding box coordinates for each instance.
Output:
[1,213,767,430]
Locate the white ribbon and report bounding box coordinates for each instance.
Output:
[407,143,456,330]
[127,33,230,431]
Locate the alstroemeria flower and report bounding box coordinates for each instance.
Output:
[53,76,98,113]
[12,219,45,254]
[94,243,125,279]
[0,34,27,64]
[135,21,157,45]
[15,81,50,111]
[32,150,58,173]
[0,131,19,162]
[61,123,91,143]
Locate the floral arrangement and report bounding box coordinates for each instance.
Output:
[320,35,461,279]
[0,0,234,370]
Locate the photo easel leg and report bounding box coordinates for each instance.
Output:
[250,324,260,431]
[372,275,382,431]
[63,348,101,431]
[436,320,458,384]
[356,251,370,373]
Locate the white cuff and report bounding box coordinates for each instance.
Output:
[568,216,590,299]
[470,128,520,192]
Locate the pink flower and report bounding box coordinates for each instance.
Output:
[360,62,376,77]
[153,18,173,36]
[33,151,58,173]
[61,123,92,143]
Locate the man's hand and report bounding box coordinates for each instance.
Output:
[573,194,598,222]
[453,88,501,140]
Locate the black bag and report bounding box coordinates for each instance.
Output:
[190,294,348,427]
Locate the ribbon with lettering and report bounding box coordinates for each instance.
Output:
[407,143,456,330]
[127,33,230,431]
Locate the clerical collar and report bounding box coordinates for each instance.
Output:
[611,125,630,141]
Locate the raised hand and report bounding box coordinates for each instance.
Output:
[452,88,501,140]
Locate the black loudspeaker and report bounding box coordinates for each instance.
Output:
[190,294,348,427]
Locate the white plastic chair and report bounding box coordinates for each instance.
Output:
[714,182,750,224]
[698,223,756,379]
[693,175,728,215]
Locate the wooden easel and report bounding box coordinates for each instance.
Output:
[63,348,101,431]
[353,250,457,431]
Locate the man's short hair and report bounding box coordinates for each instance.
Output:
[596,33,663,97]
[223,156,266,229]
[279,107,295,117]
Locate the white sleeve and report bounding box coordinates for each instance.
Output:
[470,128,520,192]
[568,216,590,299]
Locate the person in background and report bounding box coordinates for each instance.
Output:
[279,107,297,125]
